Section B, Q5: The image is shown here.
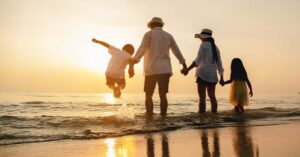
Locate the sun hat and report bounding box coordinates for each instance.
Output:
[147,17,164,28]
[197,29,213,39]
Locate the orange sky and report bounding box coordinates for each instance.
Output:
[0,0,299,93]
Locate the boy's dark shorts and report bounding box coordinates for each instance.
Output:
[106,75,126,88]
[144,73,171,95]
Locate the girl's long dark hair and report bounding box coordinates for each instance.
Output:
[206,37,218,63]
[230,58,248,81]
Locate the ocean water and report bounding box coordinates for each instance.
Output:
[0,93,299,145]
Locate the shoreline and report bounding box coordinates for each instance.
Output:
[1,120,299,157]
[1,107,299,147]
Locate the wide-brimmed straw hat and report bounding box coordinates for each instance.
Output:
[147,17,164,28]
[197,29,213,39]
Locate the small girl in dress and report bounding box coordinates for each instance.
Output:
[220,58,253,114]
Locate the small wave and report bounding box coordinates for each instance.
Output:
[21,101,46,105]
[16,93,58,97]
[1,107,299,125]
[21,101,64,105]
[0,115,26,121]
[237,107,300,119]
[1,107,299,145]
[87,103,122,107]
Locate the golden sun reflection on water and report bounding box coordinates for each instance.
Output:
[103,93,116,104]
[103,137,135,157]
[104,138,116,157]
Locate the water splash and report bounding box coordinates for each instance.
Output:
[116,98,136,119]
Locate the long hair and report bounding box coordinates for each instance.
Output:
[206,37,218,63]
[230,58,248,81]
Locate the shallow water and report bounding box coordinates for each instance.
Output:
[1,122,299,157]
[0,93,299,145]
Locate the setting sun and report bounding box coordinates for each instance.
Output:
[78,47,110,73]
[0,0,299,94]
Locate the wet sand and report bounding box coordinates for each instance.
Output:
[1,121,299,157]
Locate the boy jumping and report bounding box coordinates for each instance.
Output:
[92,38,135,98]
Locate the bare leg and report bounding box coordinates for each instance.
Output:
[159,92,168,117]
[238,104,244,113]
[240,106,244,113]
[197,84,207,113]
[118,83,126,90]
[108,84,121,98]
[108,84,116,90]
[234,106,239,113]
[235,103,242,114]
[207,84,218,113]
[145,93,154,117]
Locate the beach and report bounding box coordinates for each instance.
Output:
[1,0,300,156]
[1,120,299,157]
[0,93,300,157]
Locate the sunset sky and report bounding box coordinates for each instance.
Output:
[0,0,299,94]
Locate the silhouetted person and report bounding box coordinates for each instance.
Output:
[146,135,155,157]
[200,129,220,157]
[201,130,211,157]
[212,129,220,157]
[131,17,187,117]
[232,125,258,157]
[220,58,253,114]
[161,133,170,157]
[92,38,135,98]
[183,29,224,113]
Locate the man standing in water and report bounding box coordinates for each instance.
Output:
[131,17,187,117]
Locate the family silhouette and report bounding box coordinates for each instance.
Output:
[92,17,253,116]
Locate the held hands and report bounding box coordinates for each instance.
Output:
[180,63,188,76]
[219,77,225,86]
[128,59,138,78]
[219,80,225,86]
[181,68,189,76]
[129,59,139,65]
[129,68,134,78]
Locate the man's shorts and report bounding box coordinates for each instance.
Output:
[106,75,126,89]
[144,73,171,95]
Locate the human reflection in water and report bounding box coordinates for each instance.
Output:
[161,133,170,157]
[201,130,211,157]
[212,129,220,157]
[146,133,170,157]
[146,134,155,157]
[200,129,220,157]
[232,124,259,157]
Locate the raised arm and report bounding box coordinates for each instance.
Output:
[246,78,253,97]
[92,38,110,48]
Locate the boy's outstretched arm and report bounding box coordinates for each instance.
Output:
[92,38,110,48]
[246,78,253,97]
